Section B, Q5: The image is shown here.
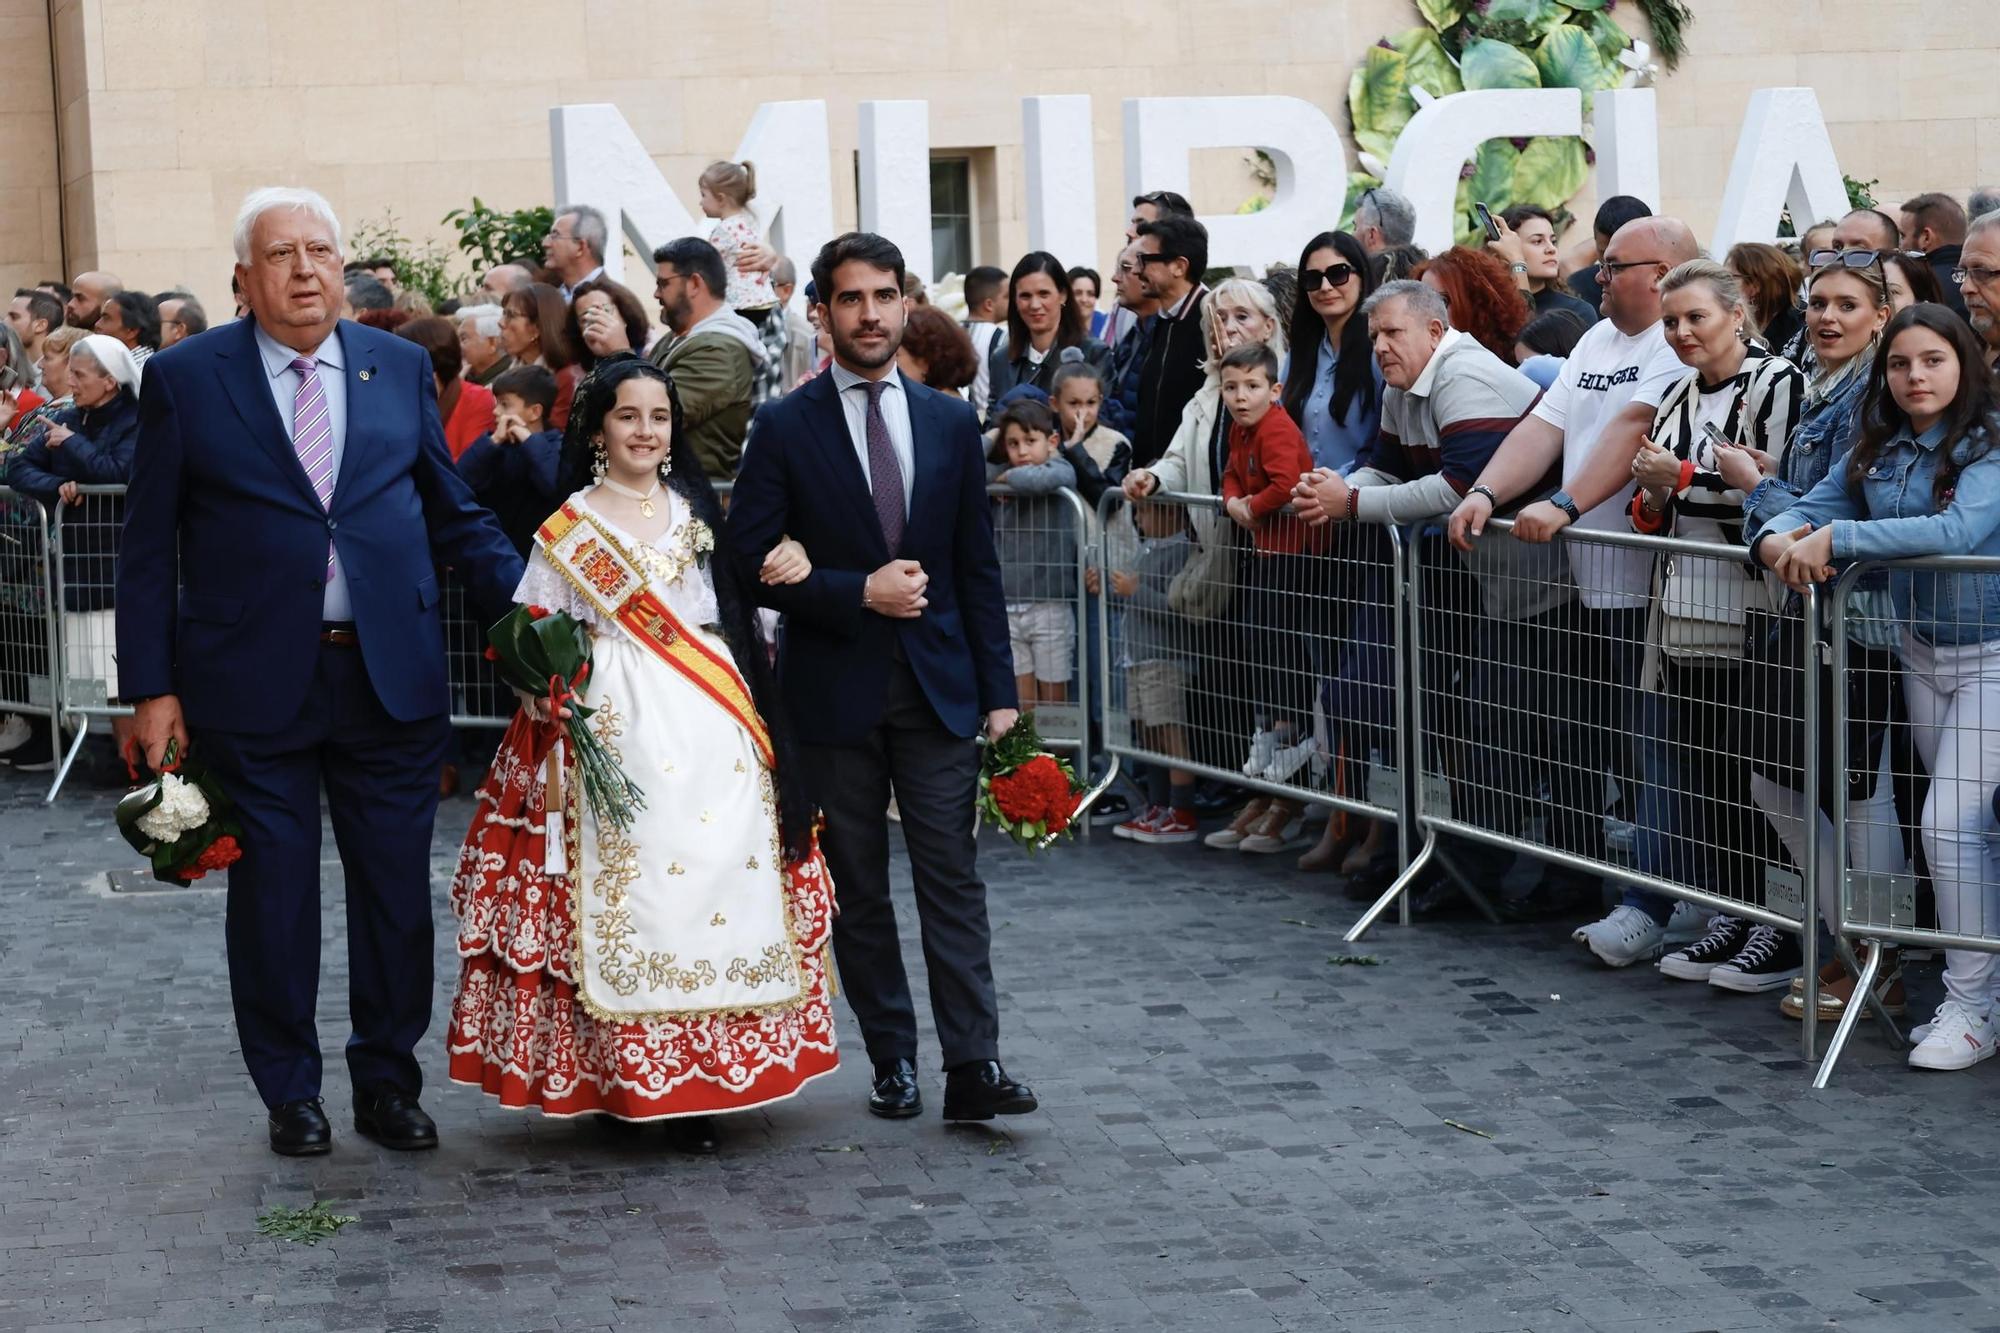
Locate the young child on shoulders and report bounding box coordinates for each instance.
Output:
[988,398,1079,710]
[1051,357,1130,507]
[1218,341,1320,799]
[697,159,778,325]
[456,363,564,556]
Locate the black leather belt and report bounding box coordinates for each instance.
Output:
[320,622,359,648]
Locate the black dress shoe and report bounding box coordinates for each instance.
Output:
[666,1115,722,1155]
[869,1058,923,1119]
[268,1098,332,1157]
[353,1088,439,1151]
[942,1060,1037,1121]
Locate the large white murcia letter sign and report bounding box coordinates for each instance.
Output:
[1386,89,1583,256]
[1024,95,1097,266]
[858,100,934,281]
[549,101,835,288]
[1122,96,1347,272]
[1592,88,1660,213]
[1709,88,1850,252]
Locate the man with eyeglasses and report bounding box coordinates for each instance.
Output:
[1129,214,1211,468]
[1125,190,1193,245]
[1955,210,2000,371]
[543,205,608,302]
[1103,242,1160,436]
[1448,216,1704,966]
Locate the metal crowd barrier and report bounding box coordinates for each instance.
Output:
[1813,554,2000,1087]
[47,485,131,802]
[0,486,61,779]
[988,481,1095,776]
[1094,489,1414,911]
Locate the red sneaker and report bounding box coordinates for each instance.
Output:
[1130,809,1198,844]
[1113,805,1165,840]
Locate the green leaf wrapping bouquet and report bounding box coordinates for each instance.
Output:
[115,744,246,885]
[484,603,646,832]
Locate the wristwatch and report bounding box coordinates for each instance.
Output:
[1468,483,1500,508]
[1548,490,1582,523]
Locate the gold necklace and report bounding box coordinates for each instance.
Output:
[598,475,661,518]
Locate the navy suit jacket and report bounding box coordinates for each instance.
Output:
[726,369,1013,746]
[116,316,525,735]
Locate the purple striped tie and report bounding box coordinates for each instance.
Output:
[290,356,336,579]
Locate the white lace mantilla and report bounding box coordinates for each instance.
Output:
[514,488,720,629]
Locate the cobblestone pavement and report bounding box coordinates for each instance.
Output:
[5,763,2000,1333]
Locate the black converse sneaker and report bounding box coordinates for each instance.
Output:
[1706,924,1804,993]
[1659,914,1752,982]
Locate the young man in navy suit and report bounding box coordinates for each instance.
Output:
[117,188,524,1156]
[728,232,1036,1122]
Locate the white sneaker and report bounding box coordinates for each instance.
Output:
[1572,905,1668,968]
[1241,729,1278,778]
[1907,1000,1996,1071]
[1664,899,1706,945]
[1262,739,1317,785]
[0,714,29,756]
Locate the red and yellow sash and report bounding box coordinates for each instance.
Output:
[536,502,774,771]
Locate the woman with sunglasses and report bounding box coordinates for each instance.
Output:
[1753,305,2000,1071]
[1275,232,1386,872]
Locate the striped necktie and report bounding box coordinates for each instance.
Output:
[289,356,336,578]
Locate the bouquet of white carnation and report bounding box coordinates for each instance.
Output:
[116,743,245,885]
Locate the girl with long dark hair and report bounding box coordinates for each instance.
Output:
[446,354,838,1145]
[1752,304,2000,1072]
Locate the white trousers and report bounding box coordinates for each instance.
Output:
[1899,633,2000,1011]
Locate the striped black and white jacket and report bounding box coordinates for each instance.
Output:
[1637,345,1804,548]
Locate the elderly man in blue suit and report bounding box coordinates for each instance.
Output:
[117,188,524,1156]
[728,232,1036,1125]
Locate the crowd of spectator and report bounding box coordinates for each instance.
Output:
[5,167,2000,1075]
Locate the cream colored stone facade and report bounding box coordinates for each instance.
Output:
[6,0,2000,321]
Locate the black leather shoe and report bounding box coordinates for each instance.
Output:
[353,1088,439,1151]
[666,1115,722,1155]
[868,1058,923,1119]
[267,1098,332,1157]
[942,1060,1037,1121]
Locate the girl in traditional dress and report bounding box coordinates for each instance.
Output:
[447,354,836,1151]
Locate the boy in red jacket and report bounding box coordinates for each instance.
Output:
[1219,341,1319,792]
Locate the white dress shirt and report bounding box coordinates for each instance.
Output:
[253,321,351,621]
[828,361,916,516]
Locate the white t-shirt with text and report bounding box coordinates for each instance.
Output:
[1530,319,1684,608]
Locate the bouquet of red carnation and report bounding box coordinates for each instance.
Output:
[485,603,646,831]
[115,741,246,885]
[977,713,1084,852]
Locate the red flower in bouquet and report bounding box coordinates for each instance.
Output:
[977,716,1083,852]
[195,835,242,873]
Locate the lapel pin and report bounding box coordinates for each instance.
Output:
[359,367,375,382]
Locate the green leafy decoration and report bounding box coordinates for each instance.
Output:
[1460,37,1543,91]
[1394,26,1464,100]
[1562,0,1607,9]
[1534,24,1614,92]
[1468,0,1571,47]
[1631,0,1693,69]
[1512,136,1590,211]
[1466,139,1520,215]
[1580,10,1633,65]
[257,1202,357,1246]
[1355,128,1401,165]
[1415,0,1469,32]
[1348,45,1414,138]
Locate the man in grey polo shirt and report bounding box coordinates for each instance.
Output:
[1296,280,1592,917]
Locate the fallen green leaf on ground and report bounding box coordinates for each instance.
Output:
[1327,954,1382,966]
[256,1201,356,1245]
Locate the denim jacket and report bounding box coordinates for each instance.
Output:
[1743,356,1869,527]
[1749,420,2000,645]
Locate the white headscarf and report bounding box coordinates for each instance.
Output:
[70,333,141,396]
